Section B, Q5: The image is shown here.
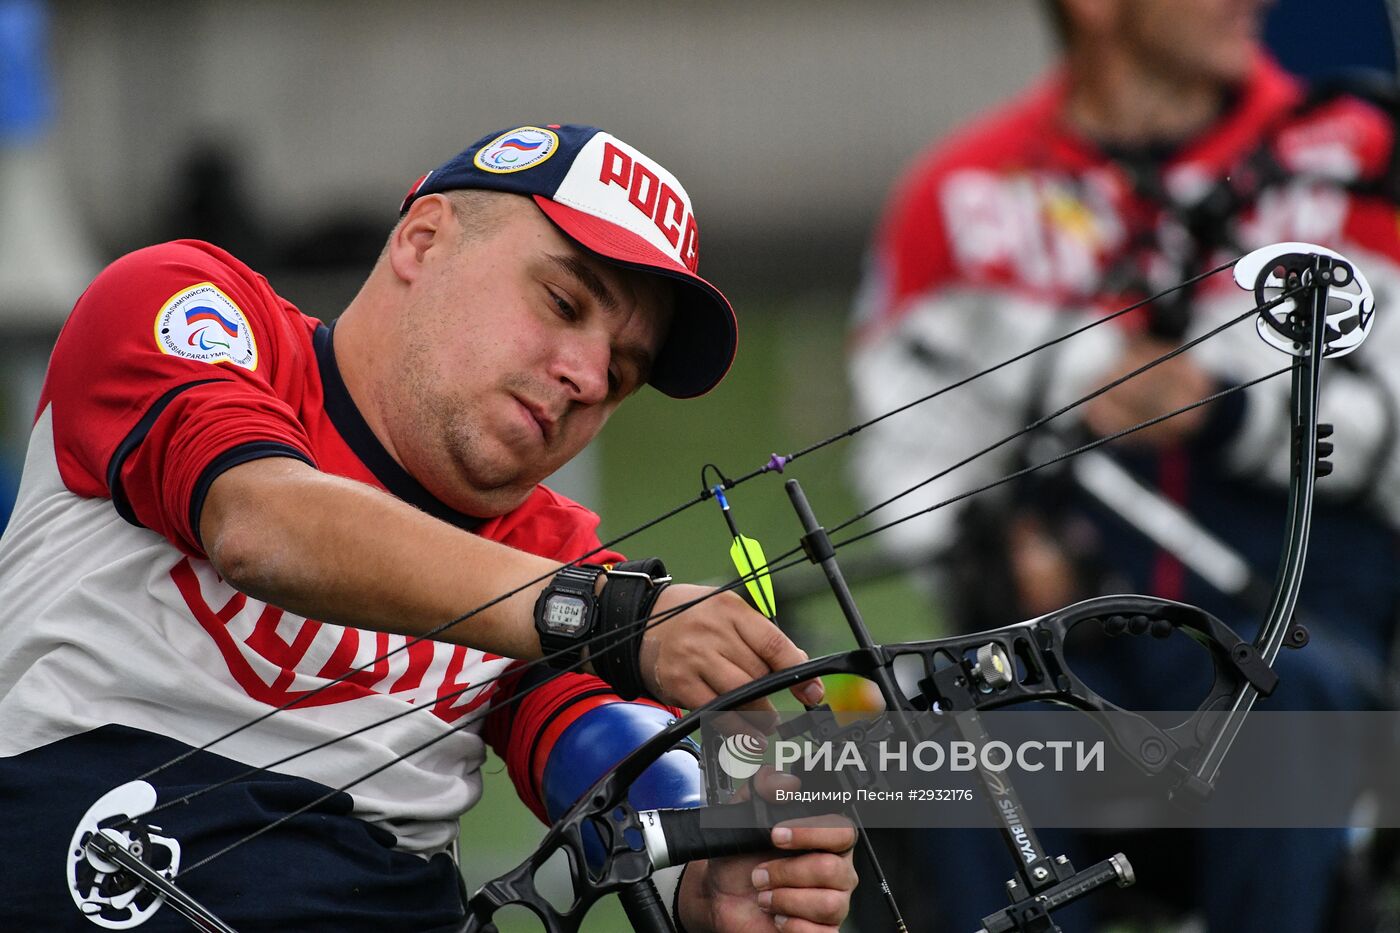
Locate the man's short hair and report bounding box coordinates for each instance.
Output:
[444,189,512,243]
[380,189,509,259]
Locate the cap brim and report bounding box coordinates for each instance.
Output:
[533,195,737,399]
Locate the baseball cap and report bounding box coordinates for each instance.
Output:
[399,124,737,399]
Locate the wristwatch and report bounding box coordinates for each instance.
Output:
[534,564,608,669]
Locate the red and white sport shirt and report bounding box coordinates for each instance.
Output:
[0,239,625,855]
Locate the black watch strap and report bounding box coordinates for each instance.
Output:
[536,564,606,669]
[595,558,671,700]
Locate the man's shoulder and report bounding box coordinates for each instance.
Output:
[74,239,317,349]
[103,239,268,287]
[87,239,278,312]
[1274,81,1398,182]
[1200,56,1393,182]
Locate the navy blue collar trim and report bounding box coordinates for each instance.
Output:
[314,321,484,532]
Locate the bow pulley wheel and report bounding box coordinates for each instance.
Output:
[67,781,181,929]
[1234,241,1375,358]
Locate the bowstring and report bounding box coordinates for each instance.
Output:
[160,329,1287,870]
[132,260,1246,785]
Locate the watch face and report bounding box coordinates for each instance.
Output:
[543,593,588,636]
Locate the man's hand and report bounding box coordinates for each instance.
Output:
[676,818,858,933]
[637,584,825,712]
[1082,336,1216,448]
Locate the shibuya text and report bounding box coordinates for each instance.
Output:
[773,739,1106,774]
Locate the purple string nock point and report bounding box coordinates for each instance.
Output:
[766,453,789,473]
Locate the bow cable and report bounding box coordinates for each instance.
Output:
[833,366,1292,549]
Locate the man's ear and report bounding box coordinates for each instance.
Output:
[387,194,455,284]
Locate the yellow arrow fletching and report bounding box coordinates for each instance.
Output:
[729,534,776,618]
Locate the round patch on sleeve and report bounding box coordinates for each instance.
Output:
[154,283,258,370]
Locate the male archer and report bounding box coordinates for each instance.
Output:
[0,125,857,931]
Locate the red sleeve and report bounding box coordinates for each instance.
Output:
[853,75,1072,341]
[479,486,669,821]
[40,240,317,557]
[877,150,958,321]
[482,663,681,824]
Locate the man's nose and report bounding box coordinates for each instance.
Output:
[552,334,610,405]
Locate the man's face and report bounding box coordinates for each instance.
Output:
[1113,0,1267,85]
[383,195,674,517]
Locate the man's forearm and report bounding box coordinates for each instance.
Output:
[199,456,558,659]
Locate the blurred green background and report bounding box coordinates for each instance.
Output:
[457,298,939,930]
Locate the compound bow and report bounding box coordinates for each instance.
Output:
[70,242,1375,933]
[460,242,1372,933]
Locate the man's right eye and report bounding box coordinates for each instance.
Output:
[549,290,578,321]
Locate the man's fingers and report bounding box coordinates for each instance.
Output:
[731,613,824,706]
[754,918,839,933]
[789,676,825,708]
[703,659,780,717]
[703,657,766,696]
[771,818,857,854]
[724,765,796,804]
[752,766,802,800]
[722,638,774,683]
[734,610,809,671]
[754,852,858,895]
[757,886,850,928]
[643,584,826,711]
[754,847,858,929]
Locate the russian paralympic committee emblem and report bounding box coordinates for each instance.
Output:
[474,126,559,174]
[154,283,257,370]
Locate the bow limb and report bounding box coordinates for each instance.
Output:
[463,247,1365,933]
[1178,249,1333,797]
